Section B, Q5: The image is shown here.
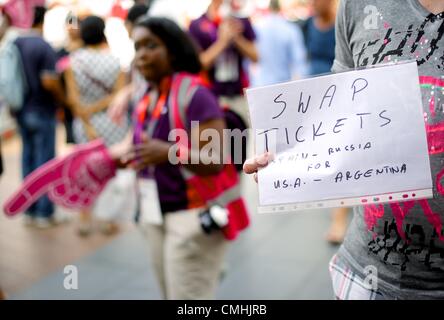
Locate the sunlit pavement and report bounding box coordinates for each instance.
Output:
[1,125,338,299]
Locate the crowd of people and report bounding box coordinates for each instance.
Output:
[1,0,443,300]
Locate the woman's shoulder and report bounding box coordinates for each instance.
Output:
[175,73,218,106]
[190,86,217,104]
[186,86,222,120]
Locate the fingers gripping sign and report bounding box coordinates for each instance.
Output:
[243,152,274,183]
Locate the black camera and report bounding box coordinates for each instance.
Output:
[199,205,229,234]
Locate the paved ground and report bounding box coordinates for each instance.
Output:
[1,126,340,300]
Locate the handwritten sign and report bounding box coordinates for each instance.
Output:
[245,62,433,212]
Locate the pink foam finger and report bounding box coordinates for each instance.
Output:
[3,157,65,216]
[6,140,95,210]
[3,139,115,216]
[50,140,116,208]
[4,193,31,215]
[48,184,80,208]
[4,139,105,215]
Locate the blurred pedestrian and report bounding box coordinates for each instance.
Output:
[0,90,3,299]
[0,7,3,189]
[109,2,150,125]
[116,16,248,299]
[0,8,10,180]
[55,11,84,144]
[189,0,258,126]
[14,5,64,228]
[301,0,337,75]
[124,3,150,35]
[300,0,345,243]
[250,0,308,87]
[65,15,129,236]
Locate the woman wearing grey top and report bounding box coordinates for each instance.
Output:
[65,15,130,236]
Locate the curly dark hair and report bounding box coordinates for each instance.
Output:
[135,16,201,74]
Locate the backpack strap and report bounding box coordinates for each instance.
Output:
[168,72,200,132]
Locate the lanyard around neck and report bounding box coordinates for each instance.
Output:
[135,77,172,139]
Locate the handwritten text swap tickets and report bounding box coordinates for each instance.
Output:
[245,62,433,211]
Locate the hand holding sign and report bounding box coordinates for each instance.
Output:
[243,152,274,183]
[245,62,433,212]
[3,139,116,216]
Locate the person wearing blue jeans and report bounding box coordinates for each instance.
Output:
[16,111,56,219]
[13,6,64,228]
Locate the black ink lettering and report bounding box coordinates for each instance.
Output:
[272,94,286,119]
[298,92,311,113]
[351,78,369,101]
[312,122,326,141]
[333,118,347,133]
[319,85,336,109]
[258,128,278,152]
[334,172,343,183]
[379,110,391,127]
[401,164,407,173]
[390,166,399,174]
[294,178,301,187]
[356,113,372,129]
[295,126,305,142]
